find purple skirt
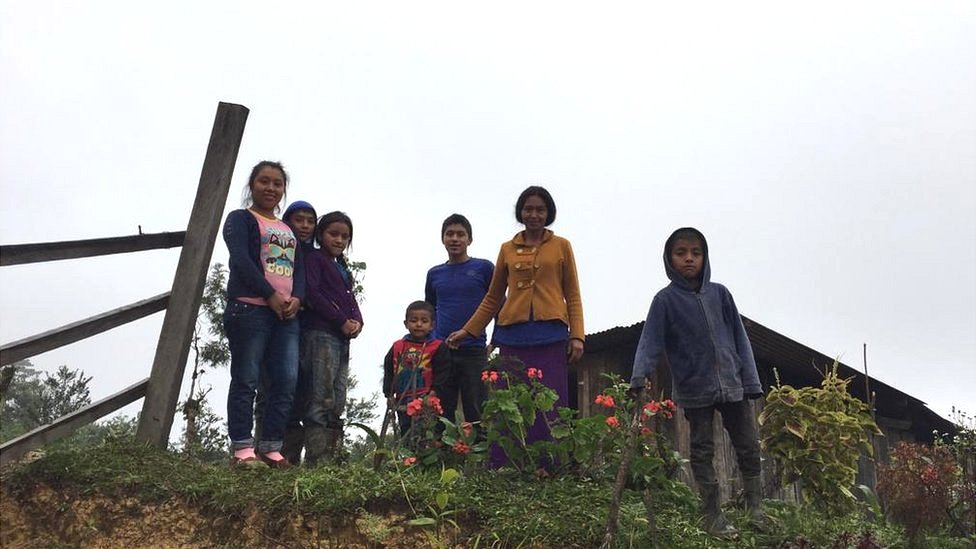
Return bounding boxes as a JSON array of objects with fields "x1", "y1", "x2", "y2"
[{"x1": 489, "y1": 340, "x2": 568, "y2": 468}]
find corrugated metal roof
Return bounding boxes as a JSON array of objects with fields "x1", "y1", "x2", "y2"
[{"x1": 583, "y1": 316, "x2": 956, "y2": 440}]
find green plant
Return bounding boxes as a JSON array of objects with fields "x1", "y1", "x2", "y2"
[
  {"x1": 394, "y1": 393, "x2": 489, "y2": 471},
  {"x1": 758, "y1": 359, "x2": 881, "y2": 515},
  {"x1": 935, "y1": 407, "x2": 976, "y2": 538},
  {"x1": 407, "y1": 467, "x2": 461, "y2": 531},
  {"x1": 478, "y1": 355, "x2": 560, "y2": 472}
]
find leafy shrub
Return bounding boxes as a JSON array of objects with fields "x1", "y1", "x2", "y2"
[
  {"x1": 758, "y1": 359, "x2": 881, "y2": 515},
  {"x1": 877, "y1": 441, "x2": 961, "y2": 542}
]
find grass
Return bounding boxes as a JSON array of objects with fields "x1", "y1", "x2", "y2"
[{"x1": 3, "y1": 440, "x2": 971, "y2": 548}]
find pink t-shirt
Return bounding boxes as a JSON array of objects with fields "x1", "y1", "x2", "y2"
[{"x1": 238, "y1": 210, "x2": 297, "y2": 306}]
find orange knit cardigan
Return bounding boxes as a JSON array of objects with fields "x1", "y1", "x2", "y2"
[{"x1": 462, "y1": 229, "x2": 585, "y2": 341}]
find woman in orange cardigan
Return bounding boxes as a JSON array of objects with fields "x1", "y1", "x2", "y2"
[{"x1": 447, "y1": 185, "x2": 584, "y2": 466}]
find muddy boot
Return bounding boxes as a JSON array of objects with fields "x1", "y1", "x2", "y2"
[
  {"x1": 280, "y1": 425, "x2": 305, "y2": 466},
  {"x1": 323, "y1": 427, "x2": 343, "y2": 464},
  {"x1": 743, "y1": 476, "x2": 771, "y2": 531},
  {"x1": 700, "y1": 482, "x2": 738, "y2": 539},
  {"x1": 303, "y1": 425, "x2": 328, "y2": 467}
]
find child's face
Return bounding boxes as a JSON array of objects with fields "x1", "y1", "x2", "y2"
[
  {"x1": 287, "y1": 210, "x2": 316, "y2": 242},
  {"x1": 403, "y1": 309, "x2": 434, "y2": 340},
  {"x1": 250, "y1": 167, "x2": 286, "y2": 214},
  {"x1": 670, "y1": 238, "x2": 704, "y2": 284},
  {"x1": 320, "y1": 221, "x2": 351, "y2": 258},
  {"x1": 442, "y1": 223, "x2": 471, "y2": 258}
]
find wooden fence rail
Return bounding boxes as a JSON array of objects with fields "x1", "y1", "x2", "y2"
[
  {"x1": 0, "y1": 232, "x2": 185, "y2": 267},
  {"x1": 0, "y1": 293, "x2": 170, "y2": 367},
  {"x1": 0, "y1": 379, "x2": 149, "y2": 466},
  {"x1": 0, "y1": 100, "x2": 248, "y2": 464}
]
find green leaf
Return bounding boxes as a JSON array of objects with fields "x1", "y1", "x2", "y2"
[
  {"x1": 435, "y1": 492, "x2": 449, "y2": 509},
  {"x1": 407, "y1": 517, "x2": 437, "y2": 527},
  {"x1": 440, "y1": 468, "x2": 460, "y2": 485}
]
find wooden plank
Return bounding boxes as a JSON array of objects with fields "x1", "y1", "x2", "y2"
[
  {"x1": 136, "y1": 102, "x2": 249, "y2": 448},
  {"x1": 0, "y1": 293, "x2": 170, "y2": 366},
  {"x1": 0, "y1": 378, "x2": 148, "y2": 466},
  {"x1": 0, "y1": 232, "x2": 185, "y2": 266}
]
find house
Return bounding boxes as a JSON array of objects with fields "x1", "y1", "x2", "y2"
[{"x1": 569, "y1": 316, "x2": 957, "y2": 502}]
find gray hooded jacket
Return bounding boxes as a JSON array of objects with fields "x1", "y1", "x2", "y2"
[{"x1": 630, "y1": 227, "x2": 762, "y2": 408}]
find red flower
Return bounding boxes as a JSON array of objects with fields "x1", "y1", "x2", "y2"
[
  {"x1": 643, "y1": 401, "x2": 661, "y2": 415},
  {"x1": 527, "y1": 367, "x2": 542, "y2": 380},
  {"x1": 606, "y1": 416, "x2": 620, "y2": 428},
  {"x1": 427, "y1": 394, "x2": 444, "y2": 415},
  {"x1": 451, "y1": 441, "x2": 471, "y2": 454},
  {"x1": 481, "y1": 370, "x2": 489, "y2": 382},
  {"x1": 406, "y1": 399, "x2": 424, "y2": 417},
  {"x1": 595, "y1": 394, "x2": 616, "y2": 408},
  {"x1": 461, "y1": 422, "x2": 474, "y2": 437},
  {"x1": 482, "y1": 370, "x2": 499, "y2": 383},
  {"x1": 403, "y1": 456, "x2": 417, "y2": 466},
  {"x1": 640, "y1": 426, "x2": 653, "y2": 436}
]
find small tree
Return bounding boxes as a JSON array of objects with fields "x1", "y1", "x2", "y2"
[
  {"x1": 1, "y1": 360, "x2": 93, "y2": 443},
  {"x1": 179, "y1": 263, "x2": 229, "y2": 459},
  {"x1": 759, "y1": 359, "x2": 882, "y2": 515}
]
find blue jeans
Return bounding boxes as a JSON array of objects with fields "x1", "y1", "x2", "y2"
[
  {"x1": 224, "y1": 300, "x2": 299, "y2": 452},
  {"x1": 301, "y1": 330, "x2": 349, "y2": 428}
]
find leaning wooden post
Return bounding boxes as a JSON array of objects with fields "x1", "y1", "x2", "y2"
[{"x1": 136, "y1": 102, "x2": 248, "y2": 448}]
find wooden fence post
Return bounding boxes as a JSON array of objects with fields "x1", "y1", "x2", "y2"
[{"x1": 136, "y1": 102, "x2": 248, "y2": 448}]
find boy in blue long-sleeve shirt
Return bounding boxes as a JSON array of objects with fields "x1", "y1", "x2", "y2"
[
  {"x1": 630, "y1": 227, "x2": 766, "y2": 537},
  {"x1": 424, "y1": 214, "x2": 494, "y2": 428}
]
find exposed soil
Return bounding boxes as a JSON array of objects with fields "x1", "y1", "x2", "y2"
[{"x1": 1, "y1": 480, "x2": 441, "y2": 548}]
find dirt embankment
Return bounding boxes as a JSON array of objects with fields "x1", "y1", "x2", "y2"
[{"x1": 0, "y1": 483, "x2": 434, "y2": 548}]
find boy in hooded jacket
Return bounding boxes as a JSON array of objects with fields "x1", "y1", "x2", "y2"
[{"x1": 630, "y1": 227, "x2": 767, "y2": 537}]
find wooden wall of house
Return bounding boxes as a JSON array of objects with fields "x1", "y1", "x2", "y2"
[{"x1": 574, "y1": 327, "x2": 946, "y2": 508}]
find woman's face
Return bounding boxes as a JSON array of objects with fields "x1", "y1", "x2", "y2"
[
  {"x1": 520, "y1": 195, "x2": 548, "y2": 231},
  {"x1": 249, "y1": 166, "x2": 286, "y2": 214}
]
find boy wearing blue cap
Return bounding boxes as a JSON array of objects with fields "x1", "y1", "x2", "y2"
[{"x1": 255, "y1": 200, "x2": 318, "y2": 464}]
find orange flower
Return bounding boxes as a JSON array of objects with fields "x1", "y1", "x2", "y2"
[{"x1": 606, "y1": 416, "x2": 620, "y2": 428}]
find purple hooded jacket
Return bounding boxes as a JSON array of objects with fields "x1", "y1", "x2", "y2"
[{"x1": 302, "y1": 250, "x2": 363, "y2": 339}]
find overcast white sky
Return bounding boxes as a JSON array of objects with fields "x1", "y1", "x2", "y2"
[{"x1": 2, "y1": 2, "x2": 973, "y2": 436}]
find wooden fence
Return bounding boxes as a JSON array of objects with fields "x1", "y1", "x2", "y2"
[{"x1": 0, "y1": 102, "x2": 248, "y2": 465}]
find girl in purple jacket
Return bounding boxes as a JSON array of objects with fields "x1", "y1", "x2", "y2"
[{"x1": 300, "y1": 211, "x2": 363, "y2": 465}]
